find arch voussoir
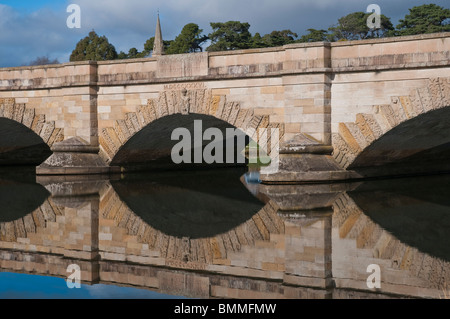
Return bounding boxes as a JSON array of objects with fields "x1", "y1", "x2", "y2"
[
  {"x1": 333, "y1": 76, "x2": 450, "y2": 169},
  {"x1": 99, "y1": 87, "x2": 285, "y2": 165},
  {"x1": 22, "y1": 108, "x2": 36, "y2": 129},
  {"x1": 47, "y1": 128, "x2": 64, "y2": 147},
  {"x1": 39, "y1": 121, "x2": 55, "y2": 144},
  {"x1": 0, "y1": 98, "x2": 63, "y2": 148},
  {"x1": 12, "y1": 103, "x2": 26, "y2": 123},
  {"x1": 125, "y1": 112, "x2": 140, "y2": 134},
  {"x1": 438, "y1": 77, "x2": 450, "y2": 107}
]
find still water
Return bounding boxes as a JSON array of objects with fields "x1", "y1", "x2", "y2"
[{"x1": 0, "y1": 167, "x2": 449, "y2": 299}]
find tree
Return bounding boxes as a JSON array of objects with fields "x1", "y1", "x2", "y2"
[
  {"x1": 117, "y1": 51, "x2": 128, "y2": 59},
  {"x1": 29, "y1": 56, "x2": 59, "y2": 66},
  {"x1": 143, "y1": 37, "x2": 155, "y2": 56},
  {"x1": 297, "y1": 29, "x2": 330, "y2": 43},
  {"x1": 127, "y1": 48, "x2": 140, "y2": 59},
  {"x1": 261, "y1": 30, "x2": 298, "y2": 47},
  {"x1": 141, "y1": 37, "x2": 173, "y2": 57},
  {"x1": 70, "y1": 31, "x2": 118, "y2": 61},
  {"x1": 166, "y1": 23, "x2": 208, "y2": 54},
  {"x1": 329, "y1": 12, "x2": 394, "y2": 41},
  {"x1": 207, "y1": 21, "x2": 252, "y2": 51},
  {"x1": 395, "y1": 4, "x2": 450, "y2": 36},
  {"x1": 251, "y1": 33, "x2": 267, "y2": 48}
]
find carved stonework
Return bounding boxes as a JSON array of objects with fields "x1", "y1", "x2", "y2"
[
  {"x1": 333, "y1": 76, "x2": 450, "y2": 169},
  {"x1": 0, "y1": 98, "x2": 63, "y2": 147},
  {"x1": 429, "y1": 78, "x2": 445, "y2": 109},
  {"x1": 99, "y1": 86, "x2": 285, "y2": 163},
  {"x1": 439, "y1": 78, "x2": 450, "y2": 107},
  {"x1": 164, "y1": 82, "x2": 206, "y2": 91},
  {"x1": 180, "y1": 88, "x2": 190, "y2": 115},
  {"x1": 418, "y1": 87, "x2": 434, "y2": 113}
]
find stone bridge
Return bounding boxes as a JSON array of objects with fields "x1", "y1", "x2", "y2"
[{"x1": 0, "y1": 32, "x2": 449, "y2": 182}]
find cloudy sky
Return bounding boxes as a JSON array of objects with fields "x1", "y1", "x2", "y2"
[{"x1": 0, "y1": 0, "x2": 448, "y2": 67}]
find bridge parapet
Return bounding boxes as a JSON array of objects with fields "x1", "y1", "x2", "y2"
[{"x1": 0, "y1": 33, "x2": 448, "y2": 89}]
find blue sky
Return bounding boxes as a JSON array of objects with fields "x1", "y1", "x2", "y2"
[
  {"x1": 0, "y1": 0, "x2": 449, "y2": 67},
  {"x1": 1, "y1": 0, "x2": 65, "y2": 12},
  {"x1": 0, "y1": 272, "x2": 184, "y2": 299}
]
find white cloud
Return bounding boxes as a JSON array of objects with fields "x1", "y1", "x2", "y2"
[
  {"x1": 0, "y1": 4, "x2": 83, "y2": 66},
  {"x1": 69, "y1": 0, "x2": 368, "y2": 51}
]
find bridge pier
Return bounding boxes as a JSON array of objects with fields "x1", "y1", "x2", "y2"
[
  {"x1": 36, "y1": 137, "x2": 120, "y2": 176},
  {"x1": 259, "y1": 134, "x2": 357, "y2": 184}
]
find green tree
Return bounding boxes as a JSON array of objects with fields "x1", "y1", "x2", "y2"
[
  {"x1": 70, "y1": 30, "x2": 118, "y2": 61},
  {"x1": 261, "y1": 30, "x2": 298, "y2": 47},
  {"x1": 166, "y1": 23, "x2": 208, "y2": 54},
  {"x1": 251, "y1": 32, "x2": 267, "y2": 48},
  {"x1": 395, "y1": 4, "x2": 450, "y2": 36},
  {"x1": 141, "y1": 37, "x2": 173, "y2": 56},
  {"x1": 297, "y1": 29, "x2": 330, "y2": 43},
  {"x1": 143, "y1": 37, "x2": 155, "y2": 56},
  {"x1": 127, "y1": 48, "x2": 140, "y2": 59},
  {"x1": 117, "y1": 48, "x2": 140, "y2": 59},
  {"x1": 117, "y1": 51, "x2": 128, "y2": 59},
  {"x1": 207, "y1": 21, "x2": 252, "y2": 51},
  {"x1": 329, "y1": 12, "x2": 394, "y2": 41}
]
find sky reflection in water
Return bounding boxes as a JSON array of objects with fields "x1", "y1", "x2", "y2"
[{"x1": 0, "y1": 272, "x2": 184, "y2": 299}]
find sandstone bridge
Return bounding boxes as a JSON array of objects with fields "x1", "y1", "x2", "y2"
[{"x1": 0, "y1": 33, "x2": 449, "y2": 183}]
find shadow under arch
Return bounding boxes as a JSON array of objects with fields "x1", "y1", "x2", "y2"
[
  {"x1": 110, "y1": 113, "x2": 254, "y2": 171},
  {"x1": 333, "y1": 78, "x2": 450, "y2": 178},
  {"x1": 0, "y1": 177, "x2": 50, "y2": 223},
  {"x1": 0, "y1": 118, "x2": 52, "y2": 165},
  {"x1": 350, "y1": 107, "x2": 450, "y2": 172},
  {"x1": 110, "y1": 167, "x2": 266, "y2": 239},
  {"x1": 346, "y1": 174, "x2": 450, "y2": 262}
]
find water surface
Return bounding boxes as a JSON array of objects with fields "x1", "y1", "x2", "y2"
[{"x1": 0, "y1": 167, "x2": 449, "y2": 299}]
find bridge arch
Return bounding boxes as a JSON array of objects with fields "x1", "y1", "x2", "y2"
[
  {"x1": 0, "y1": 98, "x2": 63, "y2": 164},
  {"x1": 332, "y1": 77, "x2": 450, "y2": 171},
  {"x1": 332, "y1": 191, "x2": 450, "y2": 294},
  {"x1": 99, "y1": 87, "x2": 285, "y2": 167},
  {"x1": 102, "y1": 181, "x2": 284, "y2": 263}
]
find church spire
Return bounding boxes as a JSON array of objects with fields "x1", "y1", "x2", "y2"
[{"x1": 153, "y1": 13, "x2": 164, "y2": 57}]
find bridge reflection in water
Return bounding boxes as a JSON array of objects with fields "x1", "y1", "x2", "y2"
[{"x1": 0, "y1": 168, "x2": 449, "y2": 299}]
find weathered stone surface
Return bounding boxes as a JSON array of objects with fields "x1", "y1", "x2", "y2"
[
  {"x1": 338, "y1": 123, "x2": 361, "y2": 155},
  {"x1": 47, "y1": 128, "x2": 64, "y2": 147},
  {"x1": 439, "y1": 77, "x2": 450, "y2": 107},
  {"x1": 12, "y1": 103, "x2": 25, "y2": 123},
  {"x1": 418, "y1": 87, "x2": 434, "y2": 112},
  {"x1": 378, "y1": 105, "x2": 398, "y2": 128},
  {"x1": 114, "y1": 120, "x2": 131, "y2": 144},
  {"x1": 156, "y1": 92, "x2": 169, "y2": 118},
  {"x1": 31, "y1": 114, "x2": 46, "y2": 136},
  {"x1": 36, "y1": 137, "x2": 117, "y2": 175},
  {"x1": 39, "y1": 121, "x2": 55, "y2": 143},
  {"x1": 399, "y1": 96, "x2": 416, "y2": 118},
  {"x1": 22, "y1": 108, "x2": 35, "y2": 128},
  {"x1": 332, "y1": 76, "x2": 450, "y2": 175}
]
